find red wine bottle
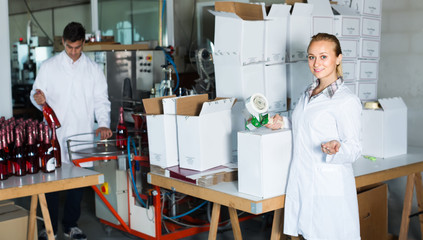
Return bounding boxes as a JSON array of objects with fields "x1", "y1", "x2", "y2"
[
  {"x1": 51, "y1": 122, "x2": 61, "y2": 168},
  {"x1": 116, "y1": 106, "x2": 128, "y2": 150},
  {"x1": 13, "y1": 128, "x2": 27, "y2": 176},
  {"x1": 0, "y1": 135, "x2": 9, "y2": 180},
  {"x1": 38, "y1": 90, "x2": 61, "y2": 130},
  {"x1": 37, "y1": 123, "x2": 45, "y2": 169},
  {"x1": 41, "y1": 125, "x2": 55, "y2": 173},
  {"x1": 26, "y1": 126, "x2": 39, "y2": 174}
]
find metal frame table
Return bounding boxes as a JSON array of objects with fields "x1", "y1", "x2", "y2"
[
  {"x1": 148, "y1": 147, "x2": 423, "y2": 240},
  {"x1": 0, "y1": 163, "x2": 104, "y2": 240}
]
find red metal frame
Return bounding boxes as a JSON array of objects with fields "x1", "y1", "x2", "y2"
[{"x1": 73, "y1": 156, "x2": 256, "y2": 239}]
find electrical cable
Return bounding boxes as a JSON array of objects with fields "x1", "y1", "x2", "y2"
[
  {"x1": 23, "y1": 0, "x2": 53, "y2": 44},
  {"x1": 127, "y1": 136, "x2": 146, "y2": 207},
  {"x1": 163, "y1": 200, "x2": 208, "y2": 220}
]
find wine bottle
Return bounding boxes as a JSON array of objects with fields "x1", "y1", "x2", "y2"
[
  {"x1": 1, "y1": 129, "x2": 12, "y2": 177},
  {"x1": 0, "y1": 135, "x2": 9, "y2": 180},
  {"x1": 13, "y1": 128, "x2": 27, "y2": 176},
  {"x1": 38, "y1": 90, "x2": 61, "y2": 129},
  {"x1": 37, "y1": 123, "x2": 45, "y2": 169},
  {"x1": 26, "y1": 126, "x2": 39, "y2": 174},
  {"x1": 51, "y1": 122, "x2": 61, "y2": 168},
  {"x1": 116, "y1": 106, "x2": 128, "y2": 150},
  {"x1": 41, "y1": 125, "x2": 55, "y2": 173}
]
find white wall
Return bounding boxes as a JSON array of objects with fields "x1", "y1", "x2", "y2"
[
  {"x1": 380, "y1": 0, "x2": 423, "y2": 239},
  {"x1": 1, "y1": 0, "x2": 13, "y2": 118}
]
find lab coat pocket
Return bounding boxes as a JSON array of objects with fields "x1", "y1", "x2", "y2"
[{"x1": 314, "y1": 164, "x2": 344, "y2": 197}]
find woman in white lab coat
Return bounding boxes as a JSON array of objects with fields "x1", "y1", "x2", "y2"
[{"x1": 268, "y1": 33, "x2": 362, "y2": 240}]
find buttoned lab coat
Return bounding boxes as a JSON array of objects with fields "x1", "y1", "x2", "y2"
[
  {"x1": 283, "y1": 84, "x2": 362, "y2": 240},
  {"x1": 30, "y1": 51, "x2": 111, "y2": 167}
]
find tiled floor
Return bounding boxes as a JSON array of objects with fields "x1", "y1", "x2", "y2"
[{"x1": 15, "y1": 188, "x2": 273, "y2": 240}]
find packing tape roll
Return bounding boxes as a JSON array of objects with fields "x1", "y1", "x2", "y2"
[{"x1": 245, "y1": 93, "x2": 269, "y2": 119}]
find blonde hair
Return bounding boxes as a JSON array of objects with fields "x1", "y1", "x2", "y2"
[{"x1": 308, "y1": 33, "x2": 343, "y2": 77}]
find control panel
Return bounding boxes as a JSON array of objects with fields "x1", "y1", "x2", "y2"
[{"x1": 135, "y1": 50, "x2": 165, "y2": 91}]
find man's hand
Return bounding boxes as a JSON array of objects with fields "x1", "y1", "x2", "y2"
[
  {"x1": 321, "y1": 140, "x2": 341, "y2": 155},
  {"x1": 33, "y1": 89, "x2": 46, "y2": 106},
  {"x1": 96, "y1": 127, "x2": 113, "y2": 140}
]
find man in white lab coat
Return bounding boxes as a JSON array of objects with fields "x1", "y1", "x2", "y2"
[{"x1": 30, "y1": 22, "x2": 112, "y2": 240}]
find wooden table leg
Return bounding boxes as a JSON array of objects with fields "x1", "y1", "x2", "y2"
[
  {"x1": 414, "y1": 172, "x2": 423, "y2": 240},
  {"x1": 38, "y1": 193, "x2": 55, "y2": 240},
  {"x1": 27, "y1": 195, "x2": 38, "y2": 240},
  {"x1": 270, "y1": 208, "x2": 283, "y2": 240},
  {"x1": 208, "y1": 203, "x2": 221, "y2": 240},
  {"x1": 228, "y1": 207, "x2": 242, "y2": 240},
  {"x1": 399, "y1": 173, "x2": 415, "y2": 240}
]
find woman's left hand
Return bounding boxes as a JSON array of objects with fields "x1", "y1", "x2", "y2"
[{"x1": 321, "y1": 140, "x2": 341, "y2": 155}]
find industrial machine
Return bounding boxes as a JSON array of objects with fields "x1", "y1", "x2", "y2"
[{"x1": 85, "y1": 50, "x2": 165, "y2": 127}]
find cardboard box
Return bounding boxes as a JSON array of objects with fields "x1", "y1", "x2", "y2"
[
  {"x1": 342, "y1": 61, "x2": 357, "y2": 81},
  {"x1": 215, "y1": 63, "x2": 287, "y2": 112},
  {"x1": 212, "y1": 2, "x2": 265, "y2": 66},
  {"x1": 238, "y1": 128, "x2": 292, "y2": 198},
  {"x1": 357, "y1": 183, "x2": 388, "y2": 240},
  {"x1": 361, "y1": 97, "x2": 407, "y2": 158},
  {"x1": 230, "y1": 101, "x2": 248, "y2": 162},
  {"x1": 264, "y1": 64, "x2": 288, "y2": 112},
  {"x1": 177, "y1": 96, "x2": 235, "y2": 171},
  {"x1": 339, "y1": 38, "x2": 359, "y2": 59},
  {"x1": 361, "y1": 16, "x2": 381, "y2": 39},
  {"x1": 288, "y1": 3, "x2": 314, "y2": 61},
  {"x1": 309, "y1": 0, "x2": 334, "y2": 35},
  {"x1": 332, "y1": 4, "x2": 361, "y2": 38},
  {"x1": 0, "y1": 204, "x2": 36, "y2": 240},
  {"x1": 358, "y1": 81, "x2": 377, "y2": 100},
  {"x1": 264, "y1": 4, "x2": 291, "y2": 64},
  {"x1": 351, "y1": 0, "x2": 382, "y2": 17},
  {"x1": 344, "y1": 81, "x2": 358, "y2": 95},
  {"x1": 287, "y1": 61, "x2": 314, "y2": 110},
  {"x1": 215, "y1": 63, "x2": 265, "y2": 101},
  {"x1": 359, "y1": 38, "x2": 380, "y2": 59},
  {"x1": 143, "y1": 95, "x2": 189, "y2": 168},
  {"x1": 357, "y1": 60, "x2": 379, "y2": 81}
]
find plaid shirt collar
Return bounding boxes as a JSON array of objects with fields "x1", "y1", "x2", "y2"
[{"x1": 306, "y1": 77, "x2": 344, "y2": 101}]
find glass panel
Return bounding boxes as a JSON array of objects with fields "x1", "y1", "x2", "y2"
[{"x1": 99, "y1": 0, "x2": 159, "y2": 45}]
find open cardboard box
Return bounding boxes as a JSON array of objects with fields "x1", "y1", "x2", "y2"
[
  {"x1": 176, "y1": 95, "x2": 236, "y2": 171},
  {"x1": 143, "y1": 95, "x2": 180, "y2": 168},
  {"x1": 212, "y1": 2, "x2": 291, "y2": 66},
  {"x1": 361, "y1": 97, "x2": 407, "y2": 158},
  {"x1": 332, "y1": 4, "x2": 361, "y2": 38}
]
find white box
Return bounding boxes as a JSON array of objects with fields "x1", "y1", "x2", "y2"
[
  {"x1": 238, "y1": 128, "x2": 293, "y2": 198},
  {"x1": 215, "y1": 63, "x2": 265, "y2": 101},
  {"x1": 358, "y1": 81, "x2": 377, "y2": 100},
  {"x1": 332, "y1": 4, "x2": 361, "y2": 38},
  {"x1": 231, "y1": 101, "x2": 247, "y2": 162},
  {"x1": 339, "y1": 38, "x2": 359, "y2": 59},
  {"x1": 357, "y1": 60, "x2": 379, "y2": 80},
  {"x1": 212, "y1": 2, "x2": 265, "y2": 66},
  {"x1": 344, "y1": 81, "x2": 358, "y2": 95},
  {"x1": 143, "y1": 96, "x2": 183, "y2": 168},
  {"x1": 361, "y1": 16, "x2": 381, "y2": 39},
  {"x1": 361, "y1": 97, "x2": 407, "y2": 158},
  {"x1": 264, "y1": 4, "x2": 291, "y2": 64},
  {"x1": 359, "y1": 38, "x2": 380, "y2": 59},
  {"x1": 342, "y1": 61, "x2": 357, "y2": 81},
  {"x1": 310, "y1": 0, "x2": 334, "y2": 35},
  {"x1": 177, "y1": 97, "x2": 235, "y2": 171},
  {"x1": 288, "y1": 3, "x2": 313, "y2": 61},
  {"x1": 351, "y1": 0, "x2": 382, "y2": 17},
  {"x1": 215, "y1": 63, "x2": 287, "y2": 112},
  {"x1": 264, "y1": 64, "x2": 287, "y2": 112},
  {"x1": 287, "y1": 61, "x2": 314, "y2": 110}
]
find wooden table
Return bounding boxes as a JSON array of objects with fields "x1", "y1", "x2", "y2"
[
  {"x1": 148, "y1": 146, "x2": 423, "y2": 240},
  {"x1": 0, "y1": 163, "x2": 104, "y2": 240}
]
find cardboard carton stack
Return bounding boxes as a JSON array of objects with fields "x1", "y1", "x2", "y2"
[{"x1": 336, "y1": 0, "x2": 382, "y2": 101}]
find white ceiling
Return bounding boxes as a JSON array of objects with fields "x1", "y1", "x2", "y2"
[{"x1": 9, "y1": 0, "x2": 90, "y2": 15}]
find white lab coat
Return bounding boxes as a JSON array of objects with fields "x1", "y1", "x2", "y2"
[
  {"x1": 30, "y1": 51, "x2": 111, "y2": 167},
  {"x1": 283, "y1": 84, "x2": 362, "y2": 240}
]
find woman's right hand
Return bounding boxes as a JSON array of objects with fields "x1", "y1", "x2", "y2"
[
  {"x1": 265, "y1": 114, "x2": 284, "y2": 130},
  {"x1": 33, "y1": 89, "x2": 46, "y2": 106}
]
